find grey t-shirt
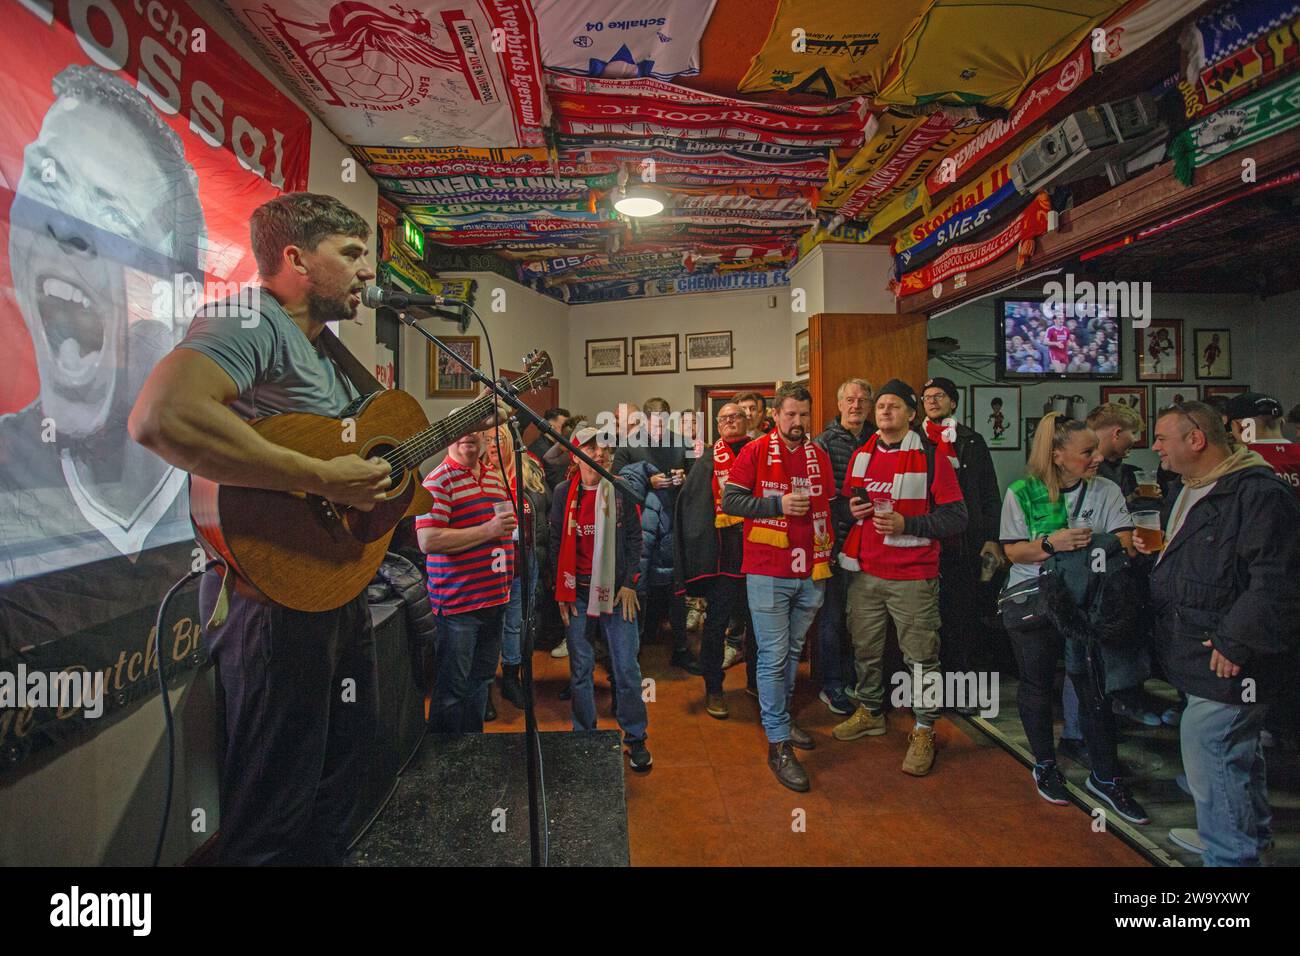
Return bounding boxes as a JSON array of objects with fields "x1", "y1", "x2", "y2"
[
  {"x1": 999, "y1": 475, "x2": 1133, "y2": 586},
  {"x1": 177, "y1": 293, "x2": 359, "y2": 420}
]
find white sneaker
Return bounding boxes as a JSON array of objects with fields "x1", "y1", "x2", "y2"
[
  {"x1": 722, "y1": 644, "x2": 742, "y2": 669},
  {"x1": 1169, "y1": 828, "x2": 1204, "y2": 854},
  {"x1": 550, "y1": 639, "x2": 569, "y2": 659}
]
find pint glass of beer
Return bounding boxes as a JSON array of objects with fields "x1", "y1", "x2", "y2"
[
  {"x1": 1133, "y1": 510, "x2": 1163, "y2": 552},
  {"x1": 1136, "y1": 469, "x2": 1161, "y2": 498}
]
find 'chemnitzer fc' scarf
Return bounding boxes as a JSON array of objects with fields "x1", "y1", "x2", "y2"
[
  {"x1": 839, "y1": 430, "x2": 933, "y2": 567},
  {"x1": 748, "y1": 430, "x2": 833, "y2": 581},
  {"x1": 712, "y1": 438, "x2": 743, "y2": 528},
  {"x1": 556, "y1": 479, "x2": 618, "y2": 616}
]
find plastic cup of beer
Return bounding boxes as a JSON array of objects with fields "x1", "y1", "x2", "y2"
[
  {"x1": 790, "y1": 477, "x2": 811, "y2": 503},
  {"x1": 1136, "y1": 469, "x2": 1160, "y2": 498},
  {"x1": 1133, "y1": 510, "x2": 1163, "y2": 552},
  {"x1": 872, "y1": 496, "x2": 895, "y2": 516},
  {"x1": 494, "y1": 500, "x2": 518, "y2": 539}
]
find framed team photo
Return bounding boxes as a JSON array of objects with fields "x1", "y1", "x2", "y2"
[
  {"x1": 1204, "y1": 384, "x2": 1249, "y2": 399},
  {"x1": 1134, "y1": 319, "x2": 1183, "y2": 381},
  {"x1": 1153, "y1": 385, "x2": 1199, "y2": 412},
  {"x1": 632, "y1": 334, "x2": 679, "y2": 375},
  {"x1": 1193, "y1": 328, "x2": 1231, "y2": 379},
  {"x1": 684, "y1": 330, "x2": 734, "y2": 371},
  {"x1": 427, "y1": 336, "x2": 479, "y2": 398},
  {"x1": 972, "y1": 385, "x2": 1021, "y2": 451},
  {"x1": 585, "y1": 337, "x2": 627, "y2": 376},
  {"x1": 1102, "y1": 385, "x2": 1149, "y2": 448},
  {"x1": 794, "y1": 328, "x2": 810, "y2": 375}
]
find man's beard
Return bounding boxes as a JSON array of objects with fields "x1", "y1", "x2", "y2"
[
  {"x1": 779, "y1": 425, "x2": 805, "y2": 443},
  {"x1": 307, "y1": 290, "x2": 354, "y2": 324}
]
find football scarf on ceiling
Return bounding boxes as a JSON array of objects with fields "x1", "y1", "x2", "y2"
[
  {"x1": 825, "y1": 114, "x2": 958, "y2": 215},
  {"x1": 1093, "y1": 0, "x2": 1192, "y2": 69},
  {"x1": 557, "y1": 133, "x2": 828, "y2": 163},
  {"x1": 404, "y1": 199, "x2": 593, "y2": 219},
  {"x1": 535, "y1": 0, "x2": 718, "y2": 80},
  {"x1": 1170, "y1": 68, "x2": 1300, "y2": 184},
  {"x1": 554, "y1": 118, "x2": 866, "y2": 149},
  {"x1": 737, "y1": 0, "x2": 925, "y2": 99},
  {"x1": 1178, "y1": 12, "x2": 1300, "y2": 118},
  {"x1": 924, "y1": 42, "x2": 1090, "y2": 195},
  {"x1": 837, "y1": 125, "x2": 975, "y2": 220},
  {"x1": 893, "y1": 180, "x2": 1033, "y2": 277},
  {"x1": 1180, "y1": 0, "x2": 1300, "y2": 80},
  {"x1": 367, "y1": 159, "x2": 614, "y2": 179}
]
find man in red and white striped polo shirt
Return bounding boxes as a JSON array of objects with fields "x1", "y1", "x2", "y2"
[{"x1": 417, "y1": 424, "x2": 517, "y2": 733}]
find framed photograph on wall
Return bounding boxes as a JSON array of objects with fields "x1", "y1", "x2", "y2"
[
  {"x1": 1153, "y1": 385, "x2": 1199, "y2": 412},
  {"x1": 1193, "y1": 329, "x2": 1231, "y2": 379},
  {"x1": 1102, "y1": 385, "x2": 1149, "y2": 448},
  {"x1": 1135, "y1": 319, "x2": 1183, "y2": 381},
  {"x1": 427, "y1": 336, "x2": 479, "y2": 398},
  {"x1": 632, "y1": 334, "x2": 679, "y2": 375},
  {"x1": 585, "y1": 337, "x2": 627, "y2": 376},
  {"x1": 684, "y1": 330, "x2": 734, "y2": 371},
  {"x1": 794, "y1": 328, "x2": 810, "y2": 375},
  {"x1": 1204, "y1": 384, "x2": 1249, "y2": 399},
  {"x1": 972, "y1": 385, "x2": 1021, "y2": 451}
]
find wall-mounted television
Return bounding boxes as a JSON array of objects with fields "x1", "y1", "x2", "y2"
[{"x1": 997, "y1": 297, "x2": 1122, "y2": 381}]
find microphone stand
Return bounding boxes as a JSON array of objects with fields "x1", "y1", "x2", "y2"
[{"x1": 396, "y1": 309, "x2": 638, "y2": 869}]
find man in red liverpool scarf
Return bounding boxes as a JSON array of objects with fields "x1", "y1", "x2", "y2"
[
  {"x1": 722, "y1": 384, "x2": 835, "y2": 792},
  {"x1": 675, "y1": 402, "x2": 755, "y2": 718},
  {"x1": 834, "y1": 380, "x2": 967, "y2": 777}
]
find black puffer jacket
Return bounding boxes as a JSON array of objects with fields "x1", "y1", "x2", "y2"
[
  {"x1": 1149, "y1": 465, "x2": 1300, "y2": 703},
  {"x1": 368, "y1": 553, "x2": 437, "y2": 644}
]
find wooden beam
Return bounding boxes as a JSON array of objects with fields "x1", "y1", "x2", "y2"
[{"x1": 898, "y1": 126, "x2": 1300, "y2": 314}]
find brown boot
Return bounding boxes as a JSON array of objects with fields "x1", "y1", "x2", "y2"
[
  {"x1": 902, "y1": 725, "x2": 936, "y2": 776},
  {"x1": 767, "y1": 741, "x2": 810, "y2": 792},
  {"x1": 705, "y1": 692, "x2": 729, "y2": 720}
]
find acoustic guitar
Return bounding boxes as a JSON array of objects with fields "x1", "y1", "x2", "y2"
[{"x1": 190, "y1": 351, "x2": 554, "y2": 612}]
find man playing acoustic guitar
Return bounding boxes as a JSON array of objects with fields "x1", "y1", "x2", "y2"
[{"x1": 129, "y1": 193, "x2": 394, "y2": 865}]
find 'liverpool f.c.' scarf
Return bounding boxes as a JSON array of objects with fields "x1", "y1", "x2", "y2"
[
  {"x1": 712, "y1": 437, "x2": 744, "y2": 528},
  {"x1": 556, "y1": 480, "x2": 618, "y2": 617},
  {"x1": 748, "y1": 429, "x2": 833, "y2": 580},
  {"x1": 840, "y1": 430, "x2": 933, "y2": 569}
]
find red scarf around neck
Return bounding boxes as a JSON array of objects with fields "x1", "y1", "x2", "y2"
[{"x1": 748, "y1": 429, "x2": 833, "y2": 580}]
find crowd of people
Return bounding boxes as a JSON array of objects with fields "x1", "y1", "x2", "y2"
[
  {"x1": 416, "y1": 380, "x2": 1300, "y2": 868},
  {"x1": 1004, "y1": 303, "x2": 1122, "y2": 374}
]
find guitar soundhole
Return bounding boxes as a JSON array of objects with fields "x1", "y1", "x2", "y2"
[{"x1": 368, "y1": 443, "x2": 403, "y2": 491}]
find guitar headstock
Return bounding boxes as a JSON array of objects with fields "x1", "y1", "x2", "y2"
[{"x1": 516, "y1": 351, "x2": 554, "y2": 392}]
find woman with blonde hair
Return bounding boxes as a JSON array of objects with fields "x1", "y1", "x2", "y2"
[{"x1": 998, "y1": 412, "x2": 1148, "y2": 823}]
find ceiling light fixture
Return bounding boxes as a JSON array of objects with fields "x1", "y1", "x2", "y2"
[{"x1": 614, "y1": 184, "x2": 664, "y2": 218}]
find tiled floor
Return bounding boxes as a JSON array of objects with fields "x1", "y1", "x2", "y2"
[{"x1": 484, "y1": 639, "x2": 1150, "y2": 867}]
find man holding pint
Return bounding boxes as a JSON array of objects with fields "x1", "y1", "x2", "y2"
[{"x1": 1141, "y1": 402, "x2": 1300, "y2": 865}]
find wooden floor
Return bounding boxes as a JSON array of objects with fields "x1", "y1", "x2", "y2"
[{"x1": 484, "y1": 640, "x2": 1150, "y2": 867}]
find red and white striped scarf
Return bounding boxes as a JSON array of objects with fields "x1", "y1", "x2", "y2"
[
  {"x1": 840, "y1": 430, "x2": 932, "y2": 569},
  {"x1": 748, "y1": 429, "x2": 833, "y2": 581}
]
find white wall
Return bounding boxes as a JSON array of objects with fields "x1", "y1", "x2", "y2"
[
  {"x1": 927, "y1": 289, "x2": 1263, "y2": 493},
  {"x1": 786, "y1": 243, "x2": 900, "y2": 361},
  {"x1": 565, "y1": 286, "x2": 795, "y2": 419}
]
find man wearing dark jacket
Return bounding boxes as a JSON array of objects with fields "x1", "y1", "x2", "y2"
[
  {"x1": 527, "y1": 406, "x2": 571, "y2": 488},
  {"x1": 1140, "y1": 402, "x2": 1300, "y2": 866},
  {"x1": 920, "y1": 378, "x2": 1002, "y2": 710},
  {"x1": 548, "y1": 427, "x2": 652, "y2": 772},
  {"x1": 813, "y1": 378, "x2": 872, "y2": 715},
  {"x1": 675, "y1": 402, "x2": 754, "y2": 718}
]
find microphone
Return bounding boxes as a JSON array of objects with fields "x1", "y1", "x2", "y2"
[
  {"x1": 362, "y1": 285, "x2": 462, "y2": 310},
  {"x1": 363, "y1": 285, "x2": 470, "y2": 333}
]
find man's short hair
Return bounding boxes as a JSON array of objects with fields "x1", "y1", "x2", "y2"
[
  {"x1": 837, "y1": 378, "x2": 873, "y2": 401},
  {"x1": 1086, "y1": 402, "x2": 1143, "y2": 433},
  {"x1": 773, "y1": 383, "x2": 812, "y2": 411},
  {"x1": 52, "y1": 65, "x2": 205, "y2": 274},
  {"x1": 1158, "y1": 401, "x2": 1230, "y2": 449},
  {"x1": 733, "y1": 390, "x2": 763, "y2": 406},
  {"x1": 250, "y1": 192, "x2": 371, "y2": 277},
  {"x1": 642, "y1": 397, "x2": 670, "y2": 415},
  {"x1": 543, "y1": 407, "x2": 570, "y2": 422}
]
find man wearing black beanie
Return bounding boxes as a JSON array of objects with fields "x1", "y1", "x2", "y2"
[{"x1": 920, "y1": 377, "x2": 1003, "y2": 711}]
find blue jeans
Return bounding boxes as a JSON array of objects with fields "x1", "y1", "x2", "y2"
[
  {"x1": 430, "y1": 604, "x2": 505, "y2": 734},
  {"x1": 566, "y1": 586, "x2": 648, "y2": 743},
  {"x1": 747, "y1": 575, "x2": 825, "y2": 743},
  {"x1": 500, "y1": 562, "x2": 539, "y2": 668},
  {"x1": 1180, "y1": 695, "x2": 1272, "y2": 867},
  {"x1": 817, "y1": 567, "x2": 850, "y2": 694}
]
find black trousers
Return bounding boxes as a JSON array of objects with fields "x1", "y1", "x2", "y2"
[
  {"x1": 200, "y1": 572, "x2": 377, "y2": 866},
  {"x1": 938, "y1": 549, "x2": 982, "y2": 675},
  {"x1": 1007, "y1": 621, "x2": 1121, "y2": 780},
  {"x1": 641, "y1": 582, "x2": 688, "y2": 652},
  {"x1": 699, "y1": 575, "x2": 747, "y2": 694}
]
